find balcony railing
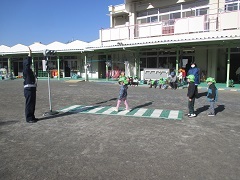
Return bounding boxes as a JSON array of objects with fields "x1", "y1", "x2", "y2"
[{"x1": 100, "y1": 10, "x2": 240, "y2": 42}]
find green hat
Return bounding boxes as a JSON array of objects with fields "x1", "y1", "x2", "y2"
[
  {"x1": 187, "y1": 75, "x2": 195, "y2": 82},
  {"x1": 206, "y1": 77, "x2": 216, "y2": 83}
]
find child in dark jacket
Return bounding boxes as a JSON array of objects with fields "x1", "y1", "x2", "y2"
[
  {"x1": 206, "y1": 77, "x2": 218, "y2": 116},
  {"x1": 115, "y1": 77, "x2": 130, "y2": 112},
  {"x1": 187, "y1": 75, "x2": 198, "y2": 118}
]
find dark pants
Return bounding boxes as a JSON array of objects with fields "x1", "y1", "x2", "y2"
[
  {"x1": 170, "y1": 82, "x2": 177, "y2": 89},
  {"x1": 188, "y1": 97, "x2": 195, "y2": 114},
  {"x1": 24, "y1": 88, "x2": 36, "y2": 122}
]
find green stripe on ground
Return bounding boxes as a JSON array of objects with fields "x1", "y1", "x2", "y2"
[
  {"x1": 177, "y1": 110, "x2": 183, "y2": 120},
  {"x1": 142, "y1": 109, "x2": 154, "y2": 117},
  {"x1": 109, "y1": 107, "x2": 125, "y2": 115},
  {"x1": 125, "y1": 108, "x2": 140, "y2": 115},
  {"x1": 81, "y1": 106, "x2": 99, "y2": 112},
  {"x1": 69, "y1": 105, "x2": 85, "y2": 112},
  {"x1": 159, "y1": 110, "x2": 170, "y2": 118},
  {"x1": 58, "y1": 105, "x2": 183, "y2": 120}
]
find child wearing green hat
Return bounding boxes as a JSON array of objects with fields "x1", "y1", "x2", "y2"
[
  {"x1": 187, "y1": 75, "x2": 198, "y2": 118},
  {"x1": 115, "y1": 77, "x2": 130, "y2": 112},
  {"x1": 206, "y1": 77, "x2": 218, "y2": 116}
]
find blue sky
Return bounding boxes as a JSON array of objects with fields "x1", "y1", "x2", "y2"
[{"x1": 0, "y1": 0, "x2": 124, "y2": 46}]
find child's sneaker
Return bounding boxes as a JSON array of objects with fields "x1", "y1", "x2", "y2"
[
  {"x1": 208, "y1": 113, "x2": 215, "y2": 116},
  {"x1": 125, "y1": 109, "x2": 130, "y2": 112},
  {"x1": 188, "y1": 114, "x2": 196, "y2": 118},
  {"x1": 114, "y1": 108, "x2": 119, "y2": 112}
]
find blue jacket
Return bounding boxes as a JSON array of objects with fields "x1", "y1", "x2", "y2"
[
  {"x1": 118, "y1": 84, "x2": 128, "y2": 100},
  {"x1": 207, "y1": 84, "x2": 218, "y2": 102},
  {"x1": 188, "y1": 67, "x2": 200, "y2": 85}
]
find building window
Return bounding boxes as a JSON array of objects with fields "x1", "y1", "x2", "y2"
[
  {"x1": 147, "y1": 57, "x2": 157, "y2": 68},
  {"x1": 140, "y1": 58, "x2": 147, "y2": 70},
  {"x1": 225, "y1": 0, "x2": 240, "y2": 11},
  {"x1": 170, "y1": 12, "x2": 181, "y2": 19},
  {"x1": 196, "y1": 8, "x2": 208, "y2": 16},
  {"x1": 137, "y1": 2, "x2": 209, "y2": 25},
  {"x1": 137, "y1": 18, "x2": 147, "y2": 24},
  {"x1": 147, "y1": 16, "x2": 158, "y2": 23},
  {"x1": 225, "y1": 0, "x2": 238, "y2": 2},
  {"x1": 137, "y1": 11, "x2": 147, "y2": 17}
]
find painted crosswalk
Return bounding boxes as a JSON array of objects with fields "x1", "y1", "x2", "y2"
[{"x1": 58, "y1": 105, "x2": 183, "y2": 120}]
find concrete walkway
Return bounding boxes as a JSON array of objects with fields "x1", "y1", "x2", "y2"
[{"x1": 0, "y1": 79, "x2": 240, "y2": 180}]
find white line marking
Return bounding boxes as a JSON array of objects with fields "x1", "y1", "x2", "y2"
[
  {"x1": 117, "y1": 110, "x2": 131, "y2": 115},
  {"x1": 133, "y1": 108, "x2": 148, "y2": 116},
  {"x1": 150, "y1": 109, "x2": 163, "y2": 118},
  {"x1": 60, "y1": 105, "x2": 81, "y2": 112},
  {"x1": 168, "y1": 110, "x2": 179, "y2": 119},
  {"x1": 74, "y1": 106, "x2": 94, "y2": 112},
  {"x1": 102, "y1": 107, "x2": 116, "y2": 114},
  {"x1": 87, "y1": 107, "x2": 104, "y2": 113}
]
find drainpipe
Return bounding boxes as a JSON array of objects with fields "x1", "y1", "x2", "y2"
[
  {"x1": 57, "y1": 56, "x2": 60, "y2": 80},
  {"x1": 226, "y1": 47, "x2": 230, "y2": 87},
  {"x1": 216, "y1": 0, "x2": 219, "y2": 30}
]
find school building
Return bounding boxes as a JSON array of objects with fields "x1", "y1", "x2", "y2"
[{"x1": 0, "y1": 0, "x2": 240, "y2": 86}]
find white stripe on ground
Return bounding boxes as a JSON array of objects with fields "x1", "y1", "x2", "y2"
[
  {"x1": 133, "y1": 108, "x2": 148, "y2": 116},
  {"x1": 87, "y1": 107, "x2": 105, "y2": 113},
  {"x1": 60, "y1": 105, "x2": 81, "y2": 112},
  {"x1": 101, "y1": 107, "x2": 116, "y2": 114},
  {"x1": 74, "y1": 106, "x2": 94, "y2": 112},
  {"x1": 117, "y1": 110, "x2": 131, "y2": 115},
  {"x1": 168, "y1": 110, "x2": 179, "y2": 119},
  {"x1": 150, "y1": 109, "x2": 163, "y2": 118}
]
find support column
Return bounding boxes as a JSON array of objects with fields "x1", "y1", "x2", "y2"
[
  {"x1": 57, "y1": 56, "x2": 60, "y2": 80},
  {"x1": 7, "y1": 58, "x2": 11, "y2": 77},
  {"x1": 176, "y1": 48, "x2": 179, "y2": 76},
  {"x1": 106, "y1": 53, "x2": 109, "y2": 81},
  {"x1": 8, "y1": 58, "x2": 11, "y2": 73},
  {"x1": 85, "y1": 54, "x2": 88, "y2": 81},
  {"x1": 135, "y1": 49, "x2": 140, "y2": 78},
  {"x1": 226, "y1": 47, "x2": 230, "y2": 87},
  {"x1": 31, "y1": 57, "x2": 35, "y2": 73}
]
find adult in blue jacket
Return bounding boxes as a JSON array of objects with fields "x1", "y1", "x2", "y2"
[
  {"x1": 23, "y1": 47, "x2": 38, "y2": 123},
  {"x1": 187, "y1": 63, "x2": 200, "y2": 96}
]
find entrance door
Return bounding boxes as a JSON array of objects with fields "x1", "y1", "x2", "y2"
[
  {"x1": 13, "y1": 62, "x2": 18, "y2": 76},
  {"x1": 64, "y1": 61, "x2": 70, "y2": 77},
  {"x1": 229, "y1": 54, "x2": 240, "y2": 82}
]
